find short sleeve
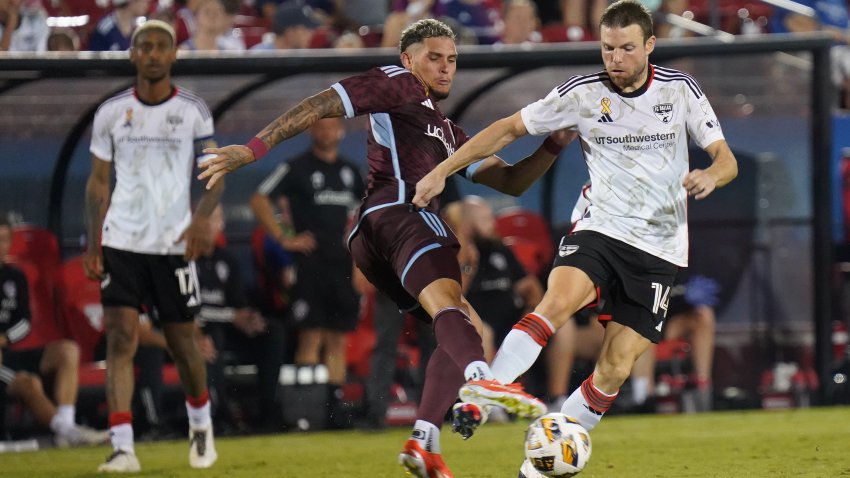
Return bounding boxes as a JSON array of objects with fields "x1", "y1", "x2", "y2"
[
  {"x1": 520, "y1": 85, "x2": 580, "y2": 136},
  {"x1": 90, "y1": 106, "x2": 114, "y2": 161},
  {"x1": 685, "y1": 84, "x2": 725, "y2": 150},
  {"x1": 332, "y1": 67, "x2": 424, "y2": 118}
]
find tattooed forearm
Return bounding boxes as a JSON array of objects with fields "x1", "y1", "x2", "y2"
[{"x1": 258, "y1": 89, "x2": 345, "y2": 148}]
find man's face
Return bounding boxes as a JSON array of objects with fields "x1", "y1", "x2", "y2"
[
  {"x1": 600, "y1": 24, "x2": 655, "y2": 91},
  {"x1": 0, "y1": 226, "x2": 11, "y2": 262},
  {"x1": 283, "y1": 25, "x2": 314, "y2": 49},
  {"x1": 130, "y1": 30, "x2": 177, "y2": 83},
  {"x1": 310, "y1": 118, "x2": 344, "y2": 151},
  {"x1": 402, "y1": 36, "x2": 457, "y2": 101},
  {"x1": 466, "y1": 202, "x2": 496, "y2": 239}
]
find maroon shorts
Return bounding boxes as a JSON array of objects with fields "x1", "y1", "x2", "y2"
[{"x1": 349, "y1": 204, "x2": 461, "y2": 316}]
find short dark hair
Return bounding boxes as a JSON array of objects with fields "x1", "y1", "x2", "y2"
[
  {"x1": 600, "y1": 0, "x2": 654, "y2": 42},
  {"x1": 0, "y1": 212, "x2": 10, "y2": 230},
  {"x1": 399, "y1": 19, "x2": 456, "y2": 54}
]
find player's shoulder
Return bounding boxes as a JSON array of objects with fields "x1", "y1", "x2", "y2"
[
  {"x1": 95, "y1": 87, "x2": 135, "y2": 115},
  {"x1": 555, "y1": 70, "x2": 608, "y2": 97},
  {"x1": 174, "y1": 87, "x2": 213, "y2": 120},
  {"x1": 652, "y1": 65, "x2": 704, "y2": 98}
]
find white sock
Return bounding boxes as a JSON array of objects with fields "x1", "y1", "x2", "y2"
[
  {"x1": 491, "y1": 329, "x2": 543, "y2": 384},
  {"x1": 560, "y1": 382, "x2": 617, "y2": 431},
  {"x1": 464, "y1": 361, "x2": 494, "y2": 381},
  {"x1": 411, "y1": 420, "x2": 441, "y2": 453},
  {"x1": 186, "y1": 400, "x2": 212, "y2": 429},
  {"x1": 110, "y1": 423, "x2": 134, "y2": 453},
  {"x1": 631, "y1": 377, "x2": 650, "y2": 405},
  {"x1": 57, "y1": 404, "x2": 75, "y2": 426},
  {"x1": 49, "y1": 413, "x2": 75, "y2": 437}
]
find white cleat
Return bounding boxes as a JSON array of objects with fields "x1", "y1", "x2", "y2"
[
  {"x1": 57, "y1": 425, "x2": 111, "y2": 448},
  {"x1": 189, "y1": 426, "x2": 218, "y2": 469},
  {"x1": 518, "y1": 458, "x2": 548, "y2": 478},
  {"x1": 97, "y1": 449, "x2": 141, "y2": 473}
]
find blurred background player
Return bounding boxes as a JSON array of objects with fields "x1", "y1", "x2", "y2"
[
  {"x1": 84, "y1": 20, "x2": 222, "y2": 472},
  {"x1": 0, "y1": 215, "x2": 108, "y2": 447},
  {"x1": 195, "y1": 205, "x2": 287, "y2": 431},
  {"x1": 250, "y1": 117, "x2": 365, "y2": 427}
]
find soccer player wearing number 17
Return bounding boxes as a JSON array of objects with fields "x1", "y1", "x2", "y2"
[
  {"x1": 413, "y1": 0, "x2": 738, "y2": 444},
  {"x1": 84, "y1": 20, "x2": 221, "y2": 473}
]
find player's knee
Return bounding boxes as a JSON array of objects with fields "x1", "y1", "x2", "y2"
[
  {"x1": 10, "y1": 372, "x2": 42, "y2": 397},
  {"x1": 53, "y1": 339, "x2": 80, "y2": 362}
]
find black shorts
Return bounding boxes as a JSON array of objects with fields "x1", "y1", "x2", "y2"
[
  {"x1": 288, "y1": 256, "x2": 360, "y2": 332},
  {"x1": 2, "y1": 347, "x2": 45, "y2": 374},
  {"x1": 554, "y1": 231, "x2": 678, "y2": 343},
  {"x1": 101, "y1": 246, "x2": 200, "y2": 323}
]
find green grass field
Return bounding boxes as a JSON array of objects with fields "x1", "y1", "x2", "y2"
[{"x1": 3, "y1": 407, "x2": 850, "y2": 477}]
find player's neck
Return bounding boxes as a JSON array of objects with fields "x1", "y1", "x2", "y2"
[
  {"x1": 135, "y1": 79, "x2": 174, "y2": 105},
  {"x1": 313, "y1": 147, "x2": 337, "y2": 163}
]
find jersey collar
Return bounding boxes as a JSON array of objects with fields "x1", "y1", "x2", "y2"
[
  {"x1": 133, "y1": 86, "x2": 178, "y2": 106},
  {"x1": 610, "y1": 64, "x2": 654, "y2": 98}
]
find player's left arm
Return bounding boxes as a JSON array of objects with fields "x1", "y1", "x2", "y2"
[
  {"x1": 684, "y1": 139, "x2": 738, "y2": 200},
  {"x1": 470, "y1": 129, "x2": 577, "y2": 196}
]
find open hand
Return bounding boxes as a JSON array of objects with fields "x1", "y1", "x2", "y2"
[{"x1": 198, "y1": 145, "x2": 256, "y2": 190}]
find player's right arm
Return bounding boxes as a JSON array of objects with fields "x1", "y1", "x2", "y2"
[
  {"x1": 469, "y1": 129, "x2": 577, "y2": 196},
  {"x1": 83, "y1": 156, "x2": 112, "y2": 280},
  {"x1": 199, "y1": 88, "x2": 345, "y2": 190},
  {"x1": 413, "y1": 112, "x2": 529, "y2": 208}
]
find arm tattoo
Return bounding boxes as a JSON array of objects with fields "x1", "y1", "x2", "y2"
[
  {"x1": 194, "y1": 180, "x2": 225, "y2": 218},
  {"x1": 84, "y1": 174, "x2": 110, "y2": 251},
  {"x1": 258, "y1": 89, "x2": 345, "y2": 148}
]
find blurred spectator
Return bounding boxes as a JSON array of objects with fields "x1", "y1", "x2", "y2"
[
  {"x1": 195, "y1": 205, "x2": 287, "y2": 432},
  {"x1": 0, "y1": 0, "x2": 49, "y2": 51},
  {"x1": 249, "y1": 117, "x2": 365, "y2": 426},
  {"x1": 180, "y1": 0, "x2": 225, "y2": 50},
  {"x1": 332, "y1": 30, "x2": 363, "y2": 48},
  {"x1": 0, "y1": 216, "x2": 108, "y2": 446},
  {"x1": 250, "y1": 2, "x2": 317, "y2": 50},
  {"x1": 380, "y1": 0, "x2": 435, "y2": 48},
  {"x1": 179, "y1": 0, "x2": 244, "y2": 50},
  {"x1": 770, "y1": 0, "x2": 850, "y2": 108},
  {"x1": 88, "y1": 0, "x2": 150, "y2": 51},
  {"x1": 174, "y1": 0, "x2": 202, "y2": 46},
  {"x1": 217, "y1": 0, "x2": 245, "y2": 50},
  {"x1": 561, "y1": 0, "x2": 606, "y2": 41},
  {"x1": 497, "y1": 0, "x2": 541, "y2": 45},
  {"x1": 629, "y1": 273, "x2": 720, "y2": 412},
  {"x1": 333, "y1": 0, "x2": 387, "y2": 34},
  {"x1": 47, "y1": 27, "x2": 80, "y2": 51},
  {"x1": 439, "y1": 0, "x2": 500, "y2": 44}
]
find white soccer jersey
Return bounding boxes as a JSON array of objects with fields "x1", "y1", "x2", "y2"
[
  {"x1": 521, "y1": 65, "x2": 725, "y2": 266},
  {"x1": 90, "y1": 87, "x2": 214, "y2": 255}
]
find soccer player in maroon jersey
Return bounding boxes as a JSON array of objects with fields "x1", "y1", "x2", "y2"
[{"x1": 200, "y1": 18, "x2": 573, "y2": 477}]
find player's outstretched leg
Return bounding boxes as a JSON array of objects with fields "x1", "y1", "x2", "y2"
[{"x1": 458, "y1": 380, "x2": 547, "y2": 420}]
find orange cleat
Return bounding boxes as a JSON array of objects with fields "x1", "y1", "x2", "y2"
[
  {"x1": 399, "y1": 439, "x2": 454, "y2": 478},
  {"x1": 459, "y1": 380, "x2": 547, "y2": 419}
]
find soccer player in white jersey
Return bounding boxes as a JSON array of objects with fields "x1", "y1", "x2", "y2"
[
  {"x1": 413, "y1": 0, "x2": 738, "y2": 445},
  {"x1": 84, "y1": 20, "x2": 223, "y2": 473}
]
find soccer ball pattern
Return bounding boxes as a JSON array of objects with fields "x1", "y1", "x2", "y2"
[{"x1": 524, "y1": 413, "x2": 592, "y2": 477}]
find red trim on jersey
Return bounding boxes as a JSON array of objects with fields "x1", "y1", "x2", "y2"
[{"x1": 597, "y1": 314, "x2": 612, "y2": 322}]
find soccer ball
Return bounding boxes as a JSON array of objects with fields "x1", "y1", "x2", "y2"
[{"x1": 523, "y1": 413, "x2": 592, "y2": 477}]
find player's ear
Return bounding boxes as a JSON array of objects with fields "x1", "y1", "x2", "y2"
[
  {"x1": 645, "y1": 35, "x2": 656, "y2": 55},
  {"x1": 400, "y1": 51, "x2": 413, "y2": 69}
]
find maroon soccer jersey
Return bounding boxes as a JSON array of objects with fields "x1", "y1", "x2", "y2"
[{"x1": 331, "y1": 65, "x2": 469, "y2": 217}]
